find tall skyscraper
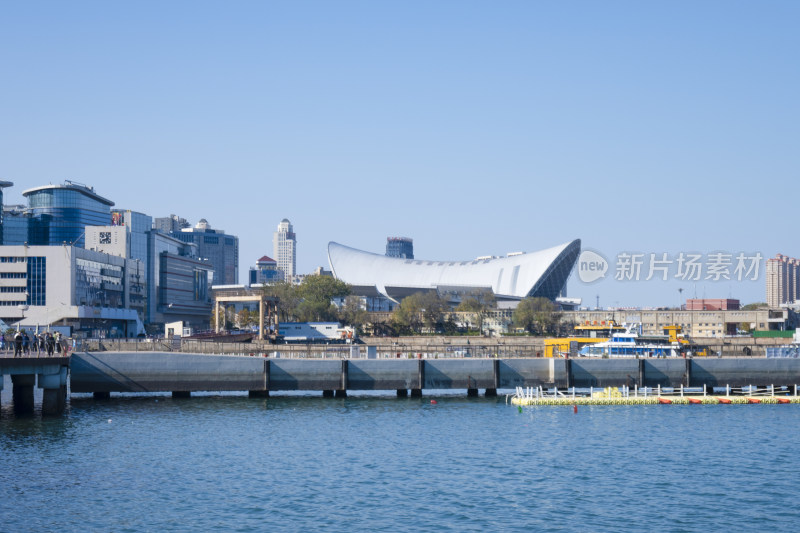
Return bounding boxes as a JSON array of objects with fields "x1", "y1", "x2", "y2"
[
  {"x1": 766, "y1": 254, "x2": 800, "y2": 308},
  {"x1": 0, "y1": 181, "x2": 12, "y2": 244},
  {"x1": 273, "y1": 219, "x2": 296, "y2": 280},
  {"x1": 386, "y1": 237, "x2": 414, "y2": 259}
]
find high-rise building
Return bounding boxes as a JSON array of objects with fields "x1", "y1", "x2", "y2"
[
  {"x1": 22, "y1": 180, "x2": 114, "y2": 248},
  {"x1": 0, "y1": 181, "x2": 12, "y2": 244},
  {"x1": 166, "y1": 218, "x2": 239, "y2": 286},
  {"x1": 766, "y1": 254, "x2": 800, "y2": 308},
  {"x1": 386, "y1": 237, "x2": 414, "y2": 259},
  {"x1": 153, "y1": 214, "x2": 189, "y2": 233},
  {"x1": 2, "y1": 204, "x2": 30, "y2": 245},
  {"x1": 273, "y1": 219, "x2": 296, "y2": 280}
]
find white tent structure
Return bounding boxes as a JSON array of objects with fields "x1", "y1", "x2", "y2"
[{"x1": 327, "y1": 239, "x2": 581, "y2": 303}]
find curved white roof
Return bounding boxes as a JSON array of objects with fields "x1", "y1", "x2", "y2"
[{"x1": 328, "y1": 240, "x2": 581, "y2": 301}]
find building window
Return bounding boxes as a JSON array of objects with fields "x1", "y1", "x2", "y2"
[{"x1": 26, "y1": 256, "x2": 46, "y2": 305}]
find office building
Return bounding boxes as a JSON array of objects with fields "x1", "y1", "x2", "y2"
[
  {"x1": 22, "y1": 181, "x2": 113, "y2": 248},
  {"x1": 0, "y1": 245, "x2": 145, "y2": 337},
  {"x1": 249, "y1": 255, "x2": 282, "y2": 285},
  {"x1": 273, "y1": 219, "x2": 296, "y2": 280},
  {"x1": 167, "y1": 218, "x2": 239, "y2": 285},
  {"x1": 154, "y1": 214, "x2": 189, "y2": 233},
  {"x1": 147, "y1": 231, "x2": 213, "y2": 329},
  {"x1": 685, "y1": 299, "x2": 740, "y2": 311},
  {"x1": 0, "y1": 181, "x2": 12, "y2": 244},
  {"x1": 386, "y1": 237, "x2": 414, "y2": 259}
]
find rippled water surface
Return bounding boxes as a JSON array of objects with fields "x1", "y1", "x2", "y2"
[{"x1": 2, "y1": 389, "x2": 799, "y2": 532}]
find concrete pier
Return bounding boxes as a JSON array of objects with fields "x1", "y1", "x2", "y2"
[
  {"x1": 68, "y1": 352, "x2": 800, "y2": 398},
  {"x1": 0, "y1": 356, "x2": 70, "y2": 415}
]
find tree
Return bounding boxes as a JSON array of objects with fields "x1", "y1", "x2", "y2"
[
  {"x1": 236, "y1": 308, "x2": 257, "y2": 329},
  {"x1": 339, "y1": 295, "x2": 369, "y2": 332},
  {"x1": 298, "y1": 275, "x2": 350, "y2": 303},
  {"x1": 392, "y1": 291, "x2": 450, "y2": 334},
  {"x1": 210, "y1": 305, "x2": 234, "y2": 330},
  {"x1": 455, "y1": 289, "x2": 496, "y2": 333},
  {"x1": 261, "y1": 276, "x2": 352, "y2": 323},
  {"x1": 513, "y1": 297, "x2": 561, "y2": 335},
  {"x1": 296, "y1": 275, "x2": 351, "y2": 322},
  {"x1": 741, "y1": 302, "x2": 768, "y2": 311},
  {"x1": 261, "y1": 281, "x2": 301, "y2": 322}
]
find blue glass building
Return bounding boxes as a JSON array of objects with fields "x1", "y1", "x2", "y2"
[
  {"x1": 0, "y1": 181, "x2": 13, "y2": 245},
  {"x1": 23, "y1": 181, "x2": 114, "y2": 248},
  {"x1": 386, "y1": 237, "x2": 414, "y2": 259}
]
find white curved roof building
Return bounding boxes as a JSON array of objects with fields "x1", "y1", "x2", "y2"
[{"x1": 327, "y1": 239, "x2": 581, "y2": 302}]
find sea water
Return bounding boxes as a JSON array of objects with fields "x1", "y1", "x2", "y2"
[{"x1": 1, "y1": 389, "x2": 799, "y2": 532}]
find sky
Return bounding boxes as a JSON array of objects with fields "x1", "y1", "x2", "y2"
[{"x1": 1, "y1": 1, "x2": 797, "y2": 307}]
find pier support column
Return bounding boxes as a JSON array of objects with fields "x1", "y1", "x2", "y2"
[
  {"x1": 638, "y1": 359, "x2": 645, "y2": 388},
  {"x1": 322, "y1": 390, "x2": 334, "y2": 398},
  {"x1": 335, "y1": 389, "x2": 347, "y2": 398},
  {"x1": 93, "y1": 391, "x2": 111, "y2": 400},
  {"x1": 396, "y1": 389, "x2": 408, "y2": 397},
  {"x1": 485, "y1": 388, "x2": 497, "y2": 397},
  {"x1": 410, "y1": 389, "x2": 422, "y2": 397},
  {"x1": 42, "y1": 387, "x2": 67, "y2": 416},
  {"x1": 172, "y1": 391, "x2": 191, "y2": 398},
  {"x1": 12, "y1": 374, "x2": 35, "y2": 415},
  {"x1": 40, "y1": 368, "x2": 68, "y2": 416},
  {"x1": 249, "y1": 390, "x2": 269, "y2": 398},
  {"x1": 467, "y1": 388, "x2": 479, "y2": 397},
  {"x1": 684, "y1": 358, "x2": 692, "y2": 387}
]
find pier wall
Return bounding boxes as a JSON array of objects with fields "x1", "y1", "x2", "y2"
[{"x1": 70, "y1": 352, "x2": 800, "y2": 394}]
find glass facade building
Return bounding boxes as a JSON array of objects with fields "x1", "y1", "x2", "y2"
[
  {"x1": 386, "y1": 237, "x2": 414, "y2": 259},
  {"x1": 2, "y1": 206, "x2": 30, "y2": 246},
  {"x1": 169, "y1": 219, "x2": 239, "y2": 285},
  {"x1": 23, "y1": 181, "x2": 113, "y2": 248},
  {"x1": 0, "y1": 181, "x2": 13, "y2": 245}
]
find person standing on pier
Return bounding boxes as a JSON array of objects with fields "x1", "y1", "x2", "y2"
[
  {"x1": 14, "y1": 330, "x2": 23, "y2": 357},
  {"x1": 46, "y1": 332, "x2": 55, "y2": 356},
  {"x1": 22, "y1": 330, "x2": 30, "y2": 355}
]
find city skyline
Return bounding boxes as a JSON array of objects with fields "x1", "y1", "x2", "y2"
[{"x1": 2, "y1": 2, "x2": 798, "y2": 307}]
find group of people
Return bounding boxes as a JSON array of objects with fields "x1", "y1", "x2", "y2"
[{"x1": 0, "y1": 330, "x2": 64, "y2": 357}]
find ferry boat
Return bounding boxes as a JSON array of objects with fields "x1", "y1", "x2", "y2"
[{"x1": 578, "y1": 323, "x2": 684, "y2": 358}]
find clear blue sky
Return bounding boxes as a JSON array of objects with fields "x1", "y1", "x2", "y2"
[{"x1": 2, "y1": 1, "x2": 797, "y2": 307}]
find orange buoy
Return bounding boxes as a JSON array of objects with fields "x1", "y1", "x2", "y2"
[
  {"x1": 688, "y1": 398, "x2": 702, "y2": 404},
  {"x1": 658, "y1": 398, "x2": 672, "y2": 404},
  {"x1": 430, "y1": 400, "x2": 437, "y2": 405},
  {"x1": 573, "y1": 405, "x2": 577, "y2": 414},
  {"x1": 718, "y1": 398, "x2": 731, "y2": 404},
  {"x1": 777, "y1": 398, "x2": 791, "y2": 404},
  {"x1": 747, "y1": 398, "x2": 761, "y2": 404}
]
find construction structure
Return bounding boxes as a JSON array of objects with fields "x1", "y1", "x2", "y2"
[{"x1": 213, "y1": 286, "x2": 279, "y2": 341}]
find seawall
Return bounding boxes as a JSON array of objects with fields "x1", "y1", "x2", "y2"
[{"x1": 70, "y1": 352, "x2": 800, "y2": 394}]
